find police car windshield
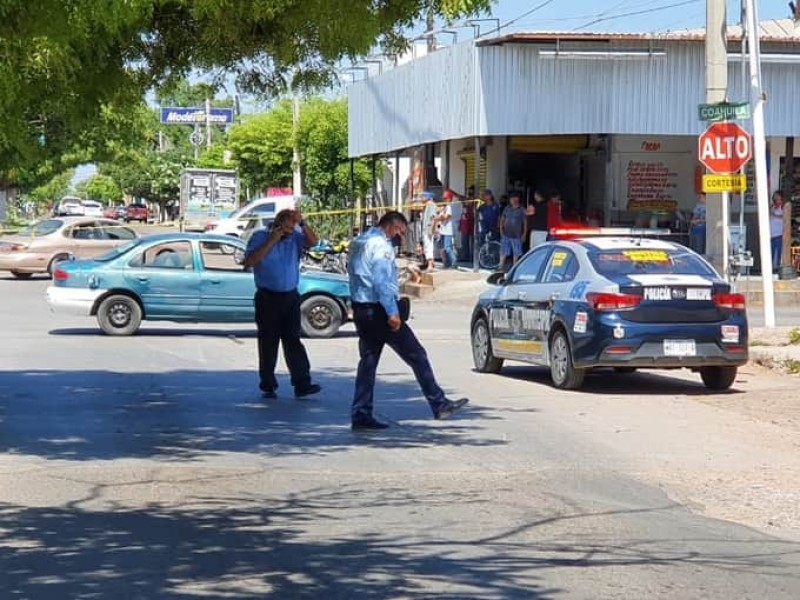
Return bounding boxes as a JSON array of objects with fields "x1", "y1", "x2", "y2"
[{"x1": 588, "y1": 248, "x2": 717, "y2": 278}]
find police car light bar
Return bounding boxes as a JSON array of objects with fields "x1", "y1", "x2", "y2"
[{"x1": 550, "y1": 227, "x2": 672, "y2": 239}]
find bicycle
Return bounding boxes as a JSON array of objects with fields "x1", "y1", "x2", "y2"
[{"x1": 478, "y1": 231, "x2": 501, "y2": 270}]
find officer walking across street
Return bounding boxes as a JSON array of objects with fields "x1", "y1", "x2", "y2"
[
  {"x1": 244, "y1": 208, "x2": 322, "y2": 400},
  {"x1": 347, "y1": 211, "x2": 469, "y2": 430}
]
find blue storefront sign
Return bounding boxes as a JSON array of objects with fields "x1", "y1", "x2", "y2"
[{"x1": 160, "y1": 107, "x2": 235, "y2": 125}]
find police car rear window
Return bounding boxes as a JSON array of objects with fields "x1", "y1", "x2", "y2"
[{"x1": 588, "y1": 249, "x2": 717, "y2": 277}]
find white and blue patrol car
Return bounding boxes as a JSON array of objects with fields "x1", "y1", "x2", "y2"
[{"x1": 470, "y1": 234, "x2": 748, "y2": 391}]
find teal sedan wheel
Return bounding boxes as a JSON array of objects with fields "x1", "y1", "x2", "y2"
[{"x1": 97, "y1": 294, "x2": 143, "y2": 336}]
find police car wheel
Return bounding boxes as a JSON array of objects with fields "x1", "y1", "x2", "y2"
[
  {"x1": 549, "y1": 329, "x2": 585, "y2": 390},
  {"x1": 699, "y1": 366, "x2": 737, "y2": 390},
  {"x1": 471, "y1": 317, "x2": 503, "y2": 373}
]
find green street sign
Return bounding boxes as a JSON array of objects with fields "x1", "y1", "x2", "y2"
[{"x1": 698, "y1": 102, "x2": 751, "y2": 122}]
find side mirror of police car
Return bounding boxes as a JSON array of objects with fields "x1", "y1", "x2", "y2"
[{"x1": 486, "y1": 271, "x2": 506, "y2": 285}]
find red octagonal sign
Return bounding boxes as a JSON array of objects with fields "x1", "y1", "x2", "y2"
[{"x1": 698, "y1": 122, "x2": 752, "y2": 174}]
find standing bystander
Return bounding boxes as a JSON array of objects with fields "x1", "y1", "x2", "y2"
[
  {"x1": 770, "y1": 191, "x2": 786, "y2": 270},
  {"x1": 498, "y1": 192, "x2": 527, "y2": 271},
  {"x1": 438, "y1": 191, "x2": 458, "y2": 269},
  {"x1": 244, "y1": 209, "x2": 322, "y2": 400},
  {"x1": 347, "y1": 211, "x2": 469, "y2": 430},
  {"x1": 477, "y1": 189, "x2": 500, "y2": 245}
]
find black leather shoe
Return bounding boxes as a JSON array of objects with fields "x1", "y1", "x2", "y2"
[
  {"x1": 261, "y1": 390, "x2": 277, "y2": 400},
  {"x1": 295, "y1": 383, "x2": 321, "y2": 398},
  {"x1": 435, "y1": 397, "x2": 469, "y2": 420},
  {"x1": 351, "y1": 417, "x2": 390, "y2": 430}
]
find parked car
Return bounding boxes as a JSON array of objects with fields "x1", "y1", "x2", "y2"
[
  {"x1": 204, "y1": 196, "x2": 295, "y2": 237},
  {"x1": 125, "y1": 203, "x2": 149, "y2": 223},
  {"x1": 103, "y1": 205, "x2": 127, "y2": 220},
  {"x1": 80, "y1": 200, "x2": 104, "y2": 217},
  {"x1": 53, "y1": 197, "x2": 84, "y2": 216},
  {"x1": 46, "y1": 232, "x2": 351, "y2": 338},
  {"x1": 0, "y1": 217, "x2": 139, "y2": 278},
  {"x1": 470, "y1": 231, "x2": 748, "y2": 391}
]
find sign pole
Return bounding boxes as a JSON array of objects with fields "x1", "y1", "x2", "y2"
[
  {"x1": 745, "y1": 0, "x2": 776, "y2": 327},
  {"x1": 705, "y1": 0, "x2": 727, "y2": 276}
]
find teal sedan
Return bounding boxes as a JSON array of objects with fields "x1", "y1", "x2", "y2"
[{"x1": 45, "y1": 232, "x2": 351, "y2": 338}]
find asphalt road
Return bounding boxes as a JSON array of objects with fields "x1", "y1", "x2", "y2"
[{"x1": 1, "y1": 274, "x2": 799, "y2": 599}]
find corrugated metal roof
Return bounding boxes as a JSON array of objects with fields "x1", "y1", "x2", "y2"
[{"x1": 479, "y1": 18, "x2": 800, "y2": 45}]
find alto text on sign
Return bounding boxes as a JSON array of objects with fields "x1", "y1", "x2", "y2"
[
  {"x1": 697, "y1": 122, "x2": 752, "y2": 174},
  {"x1": 702, "y1": 174, "x2": 747, "y2": 193}
]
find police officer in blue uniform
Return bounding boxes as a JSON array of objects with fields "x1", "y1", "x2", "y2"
[
  {"x1": 244, "y1": 208, "x2": 321, "y2": 400},
  {"x1": 347, "y1": 211, "x2": 469, "y2": 430}
]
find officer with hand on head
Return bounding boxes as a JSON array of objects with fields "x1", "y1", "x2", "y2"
[{"x1": 244, "y1": 208, "x2": 322, "y2": 400}]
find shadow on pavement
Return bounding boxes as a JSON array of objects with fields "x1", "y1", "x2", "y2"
[{"x1": 0, "y1": 368, "x2": 501, "y2": 462}]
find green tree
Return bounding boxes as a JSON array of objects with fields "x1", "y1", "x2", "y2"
[
  {"x1": 84, "y1": 174, "x2": 123, "y2": 204},
  {"x1": 1, "y1": 1, "x2": 492, "y2": 181}
]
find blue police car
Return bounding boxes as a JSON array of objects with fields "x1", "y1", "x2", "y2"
[{"x1": 470, "y1": 233, "x2": 748, "y2": 391}]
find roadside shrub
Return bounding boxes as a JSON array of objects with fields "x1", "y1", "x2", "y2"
[{"x1": 788, "y1": 328, "x2": 800, "y2": 345}]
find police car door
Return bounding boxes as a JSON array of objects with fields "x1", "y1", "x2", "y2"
[
  {"x1": 490, "y1": 246, "x2": 551, "y2": 363},
  {"x1": 536, "y1": 247, "x2": 581, "y2": 364}
]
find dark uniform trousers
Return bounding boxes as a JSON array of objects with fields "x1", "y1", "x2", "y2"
[
  {"x1": 255, "y1": 288, "x2": 311, "y2": 393},
  {"x1": 352, "y1": 302, "x2": 447, "y2": 420}
]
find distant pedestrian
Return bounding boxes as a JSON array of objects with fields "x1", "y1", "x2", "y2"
[
  {"x1": 770, "y1": 191, "x2": 786, "y2": 270},
  {"x1": 498, "y1": 192, "x2": 527, "y2": 271},
  {"x1": 459, "y1": 201, "x2": 475, "y2": 262},
  {"x1": 438, "y1": 190, "x2": 458, "y2": 268},
  {"x1": 244, "y1": 209, "x2": 322, "y2": 400},
  {"x1": 420, "y1": 191, "x2": 438, "y2": 271},
  {"x1": 689, "y1": 192, "x2": 707, "y2": 255},
  {"x1": 347, "y1": 211, "x2": 469, "y2": 430}
]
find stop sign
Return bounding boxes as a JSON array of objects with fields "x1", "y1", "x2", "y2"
[{"x1": 698, "y1": 122, "x2": 752, "y2": 174}]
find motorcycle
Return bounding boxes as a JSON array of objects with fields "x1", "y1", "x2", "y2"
[{"x1": 301, "y1": 239, "x2": 349, "y2": 274}]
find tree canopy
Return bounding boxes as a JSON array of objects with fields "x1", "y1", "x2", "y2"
[{"x1": 1, "y1": 0, "x2": 493, "y2": 183}]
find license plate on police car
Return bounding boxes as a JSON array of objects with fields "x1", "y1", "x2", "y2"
[{"x1": 663, "y1": 339, "x2": 696, "y2": 357}]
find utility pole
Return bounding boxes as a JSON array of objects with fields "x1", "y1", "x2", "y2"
[
  {"x1": 426, "y1": 6, "x2": 436, "y2": 53},
  {"x1": 744, "y1": 0, "x2": 776, "y2": 326},
  {"x1": 292, "y1": 91, "x2": 302, "y2": 197},
  {"x1": 205, "y1": 97, "x2": 212, "y2": 151},
  {"x1": 704, "y1": 0, "x2": 728, "y2": 275}
]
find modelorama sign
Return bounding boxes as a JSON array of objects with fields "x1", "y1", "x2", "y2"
[{"x1": 160, "y1": 107, "x2": 235, "y2": 125}]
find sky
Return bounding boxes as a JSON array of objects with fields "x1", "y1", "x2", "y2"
[{"x1": 469, "y1": 0, "x2": 789, "y2": 35}]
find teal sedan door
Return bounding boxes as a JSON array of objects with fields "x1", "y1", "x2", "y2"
[
  {"x1": 197, "y1": 239, "x2": 255, "y2": 321},
  {"x1": 124, "y1": 240, "x2": 201, "y2": 319}
]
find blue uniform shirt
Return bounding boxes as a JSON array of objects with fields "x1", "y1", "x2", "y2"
[
  {"x1": 347, "y1": 227, "x2": 399, "y2": 317},
  {"x1": 245, "y1": 226, "x2": 305, "y2": 292}
]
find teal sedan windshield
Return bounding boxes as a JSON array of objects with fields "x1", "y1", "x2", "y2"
[{"x1": 94, "y1": 239, "x2": 142, "y2": 262}]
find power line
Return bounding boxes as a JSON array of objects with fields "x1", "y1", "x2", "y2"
[
  {"x1": 572, "y1": 0, "x2": 701, "y2": 31},
  {"x1": 498, "y1": 0, "x2": 558, "y2": 32}
]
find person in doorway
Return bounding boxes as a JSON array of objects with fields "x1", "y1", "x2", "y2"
[
  {"x1": 689, "y1": 192, "x2": 707, "y2": 255},
  {"x1": 244, "y1": 209, "x2": 322, "y2": 400},
  {"x1": 528, "y1": 190, "x2": 550, "y2": 249},
  {"x1": 420, "y1": 191, "x2": 439, "y2": 271},
  {"x1": 770, "y1": 191, "x2": 786, "y2": 270},
  {"x1": 438, "y1": 190, "x2": 458, "y2": 269},
  {"x1": 498, "y1": 192, "x2": 527, "y2": 271},
  {"x1": 347, "y1": 211, "x2": 469, "y2": 430}
]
